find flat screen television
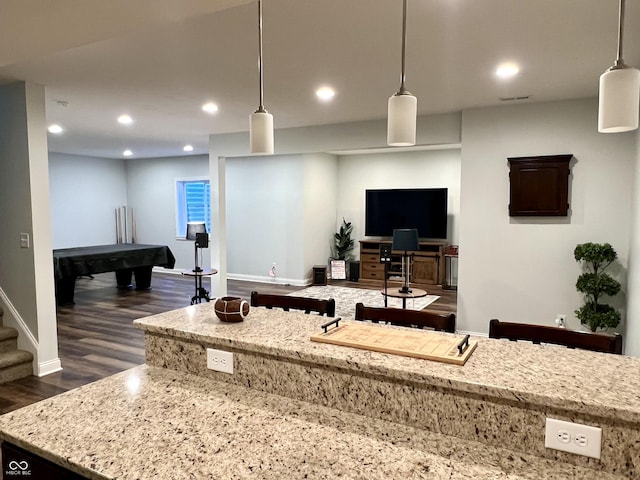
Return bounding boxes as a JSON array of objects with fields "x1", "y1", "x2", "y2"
[{"x1": 365, "y1": 188, "x2": 448, "y2": 239}]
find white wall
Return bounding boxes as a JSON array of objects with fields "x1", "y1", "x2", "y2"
[
  {"x1": 336, "y1": 148, "x2": 461, "y2": 251},
  {"x1": 303, "y1": 153, "x2": 339, "y2": 278},
  {"x1": 459, "y1": 99, "x2": 635, "y2": 339},
  {"x1": 0, "y1": 82, "x2": 59, "y2": 375},
  {"x1": 226, "y1": 154, "x2": 306, "y2": 284},
  {"x1": 49, "y1": 153, "x2": 127, "y2": 249},
  {"x1": 626, "y1": 128, "x2": 640, "y2": 356},
  {"x1": 125, "y1": 154, "x2": 210, "y2": 271},
  {"x1": 209, "y1": 113, "x2": 462, "y2": 295}
]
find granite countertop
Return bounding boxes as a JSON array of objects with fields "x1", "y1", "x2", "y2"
[
  {"x1": 0, "y1": 365, "x2": 626, "y2": 480},
  {"x1": 135, "y1": 304, "x2": 640, "y2": 423}
]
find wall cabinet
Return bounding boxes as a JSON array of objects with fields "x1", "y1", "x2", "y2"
[
  {"x1": 359, "y1": 240, "x2": 446, "y2": 286},
  {"x1": 508, "y1": 154, "x2": 572, "y2": 216}
]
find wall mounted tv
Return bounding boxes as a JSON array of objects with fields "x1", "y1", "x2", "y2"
[{"x1": 365, "y1": 188, "x2": 448, "y2": 239}]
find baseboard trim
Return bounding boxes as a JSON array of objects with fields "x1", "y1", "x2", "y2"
[
  {"x1": 0, "y1": 287, "x2": 39, "y2": 353},
  {"x1": 153, "y1": 267, "x2": 311, "y2": 287},
  {"x1": 456, "y1": 329, "x2": 487, "y2": 338},
  {"x1": 152, "y1": 267, "x2": 185, "y2": 275},
  {"x1": 38, "y1": 358, "x2": 63, "y2": 377},
  {"x1": 227, "y1": 273, "x2": 309, "y2": 287}
]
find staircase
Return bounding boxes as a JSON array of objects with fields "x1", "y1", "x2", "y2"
[{"x1": 0, "y1": 307, "x2": 34, "y2": 384}]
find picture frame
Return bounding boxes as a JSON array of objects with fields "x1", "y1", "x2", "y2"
[{"x1": 330, "y1": 259, "x2": 346, "y2": 280}]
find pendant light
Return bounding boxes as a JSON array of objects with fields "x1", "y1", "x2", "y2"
[
  {"x1": 250, "y1": 0, "x2": 274, "y2": 154},
  {"x1": 598, "y1": 0, "x2": 640, "y2": 133},
  {"x1": 387, "y1": 0, "x2": 417, "y2": 146}
]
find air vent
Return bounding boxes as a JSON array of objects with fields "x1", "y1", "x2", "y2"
[{"x1": 499, "y1": 96, "x2": 531, "y2": 102}]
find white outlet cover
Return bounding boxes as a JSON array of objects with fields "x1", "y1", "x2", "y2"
[
  {"x1": 206, "y1": 348, "x2": 234, "y2": 374},
  {"x1": 545, "y1": 418, "x2": 601, "y2": 459}
]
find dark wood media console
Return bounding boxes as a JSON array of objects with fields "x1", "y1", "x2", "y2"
[{"x1": 359, "y1": 240, "x2": 447, "y2": 286}]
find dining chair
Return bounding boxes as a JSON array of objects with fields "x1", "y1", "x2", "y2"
[
  {"x1": 488, "y1": 319, "x2": 622, "y2": 354},
  {"x1": 354, "y1": 303, "x2": 456, "y2": 333},
  {"x1": 250, "y1": 291, "x2": 336, "y2": 317}
]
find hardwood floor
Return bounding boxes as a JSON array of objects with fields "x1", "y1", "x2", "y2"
[{"x1": 0, "y1": 272, "x2": 456, "y2": 415}]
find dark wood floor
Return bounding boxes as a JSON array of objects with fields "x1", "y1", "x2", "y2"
[{"x1": 0, "y1": 272, "x2": 456, "y2": 415}]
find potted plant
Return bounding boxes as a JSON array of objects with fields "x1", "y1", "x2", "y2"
[
  {"x1": 574, "y1": 242, "x2": 621, "y2": 332},
  {"x1": 330, "y1": 218, "x2": 354, "y2": 280}
]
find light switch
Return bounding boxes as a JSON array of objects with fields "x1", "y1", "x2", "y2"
[{"x1": 20, "y1": 233, "x2": 30, "y2": 248}]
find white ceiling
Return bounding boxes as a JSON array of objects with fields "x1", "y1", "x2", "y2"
[{"x1": 0, "y1": 0, "x2": 638, "y2": 159}]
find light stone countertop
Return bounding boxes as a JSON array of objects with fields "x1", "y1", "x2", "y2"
[
  {"x1": 134, "y1": 303, "x2": 640, "y2": 423},
  {"x1": 0, "y1": 365, "x2": 627, "y2": 480}
]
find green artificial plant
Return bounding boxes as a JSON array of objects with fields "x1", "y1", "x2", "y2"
[
  {"x1": 574, "y1": 242, "x2": 621, "y2": 332},
  {"x1": 333, "y1": 218, "x2": 354, "y2": 261}
]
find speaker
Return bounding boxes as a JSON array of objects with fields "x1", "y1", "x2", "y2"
[
  {"x1": 380, "y1": 244, "x2": 392, "y2": 263},
  {"x1": 195, "y1": 232, "x2": 209, "y2": 248},
  {"x1": 312, "y1": 265, "x2": 327, "y2": 286},
  {"x1": 348, "y1": 261, "x2": 360, "y2": 282}
]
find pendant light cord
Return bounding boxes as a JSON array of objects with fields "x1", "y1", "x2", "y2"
[
  {"x1": 614, "y1": 0, "x2": 627, "y2": 69},
  {"x1": 397, "y1": 0, "x2": 409, "y2": 95},
  {"x1": 256, "y1": 0, "x2": 266, "y2": 113}
]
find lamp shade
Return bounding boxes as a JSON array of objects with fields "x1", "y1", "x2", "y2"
[
  {"x1": 250, "y1": 111, "x2": 274, "y2": 154},
  {"x1": 387, "y1": 93, "x2": 417, "y2": 146},
  {"x1": 392, "y1": 228, "x2": 419, "y2": 252},
  {"x1": 186, "y1": 222, "x2": 207, "y2": 240},
  {"x1": 598, "y1": 66, "x2": 640, "y2": 133}
]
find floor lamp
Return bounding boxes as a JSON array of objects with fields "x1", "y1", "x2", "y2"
[{"x1": 392, "y1": 228, "x2": 419, "y2": 294}]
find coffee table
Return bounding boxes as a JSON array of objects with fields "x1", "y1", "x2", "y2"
[{"x1": 381, "y1": 287, "x2": 427, "y2": 309}]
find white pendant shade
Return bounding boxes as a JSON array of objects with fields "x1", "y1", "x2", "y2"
[
  {"x1": 387, "y1": 93, "x2": 417, "y2": 146},
  {"x1": 250, "y1": 111, "x2": 274, "y2": 155},
  {"x1": 598, "y1": 67, "x2": 640, "y2": 133}
]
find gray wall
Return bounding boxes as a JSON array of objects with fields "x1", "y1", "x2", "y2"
[
  {"x1": 0, "y1": 81, "x2": 59, "y2": 374},
  {"x1": 302, "y1": 153, "x2": 339, "y2": 279},
  {"x1": 459, "y1": 99, "x2": 635, "y2": 338},
  {"x1": 45, "y1": 99, "x2": 640, "y2": 353},
  {"x1": 336, "y1": 148, "x2": 462, "y2": 250},
  {"x1": 125, "y1": 155, "x2": 211, "y2": 271},
  {"x1": 49, "y1": 153, "x2": 127, "y2": 249}
]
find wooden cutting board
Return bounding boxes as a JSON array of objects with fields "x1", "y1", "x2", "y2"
[{"x1": 310, "y1": 322, "x2": 477, "y2": 365}]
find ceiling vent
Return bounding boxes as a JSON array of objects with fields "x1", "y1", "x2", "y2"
[{"x1": 499, "y1": 96, "x2": 531, "y2": 102}]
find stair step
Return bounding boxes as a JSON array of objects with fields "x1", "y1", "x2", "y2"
[
  {"x1": 0, "y1": 350, "x2": 34, "y2": 384},
  {"x1": 0, "y1": 326, "x2": 18, "y2": 354},
  {"x1": 0, "y1": 326, "x2": 18, "y2": 341}
]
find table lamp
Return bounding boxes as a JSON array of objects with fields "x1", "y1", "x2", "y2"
[
  {"x1": 392, "y1": 228, "x2": 419, "y2": 294},
  {"x1": 186, "y1": 222, "x2": 207, "y2": 272}
]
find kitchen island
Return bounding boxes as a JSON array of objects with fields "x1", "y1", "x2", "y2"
[{"x1": 1, "y1": 303, "x2": 638, "y2": 478}]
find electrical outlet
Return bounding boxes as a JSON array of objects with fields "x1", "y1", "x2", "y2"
[
  {"x1": 555, "y1": 314, "x2": 566, "y2": 327},
  {"x1": 206, "y1": 348, "x2": 234, "y2": 374},
  {"x1": 545, "y1": 418, "x2": 601, "y2": 459}
]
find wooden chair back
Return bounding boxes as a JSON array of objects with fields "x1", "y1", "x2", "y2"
[
  {"x1": 488, "y1": 319, "x2": 622, "y2": 354},
  {"x1": 250, "y1": 291, "x2": 336, "y2": 317},
  {"x1": 354, "y1": 303, "x2": 456, "y2": 333}
]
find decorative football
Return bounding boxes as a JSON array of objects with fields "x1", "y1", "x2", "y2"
[{"x1": 214, "y1": 296, "x2": 250, "y2": 322}]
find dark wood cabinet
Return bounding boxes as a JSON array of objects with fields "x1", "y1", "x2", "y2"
[
  {"x1": 2, "y1": 441, "x2": 88, "y2": 479},
  {"x1": 508, "y1": 154, "x2": 572, "y2": 216}
]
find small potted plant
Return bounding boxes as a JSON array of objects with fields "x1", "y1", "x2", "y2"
[
  {"x1": 330, "y1": 218, "x2": 354, "y2": 280},
  {"x1": 574, "y1": 242, "x2": 622, "y2": 332}
]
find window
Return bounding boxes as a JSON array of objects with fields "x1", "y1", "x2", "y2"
[{"x1": 176, "y1": 179, "x2": 211, "y2": 238}]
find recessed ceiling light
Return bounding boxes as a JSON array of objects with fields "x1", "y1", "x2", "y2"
[
  {"x1": 118, "y1": 114, "x2": 133, "y2": 125},
  {"x1": 48, "y1": 124, "x2": 63, "y2": 134},
  {"x1": 202, "y1": 103, "x2": 219, "y2": 114},
  {"x1": 183, "y1": 145, "x2": 194, "y2": 152},
  {"x1": 496, "y1": 63, "x2": 519, "y2": 79},
  {"x1": 315, "y1": 86, "x2": 336, "y2": 101},
  {"x1": 123, "y1": 149, "x2": 133, "y2": 157}
]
